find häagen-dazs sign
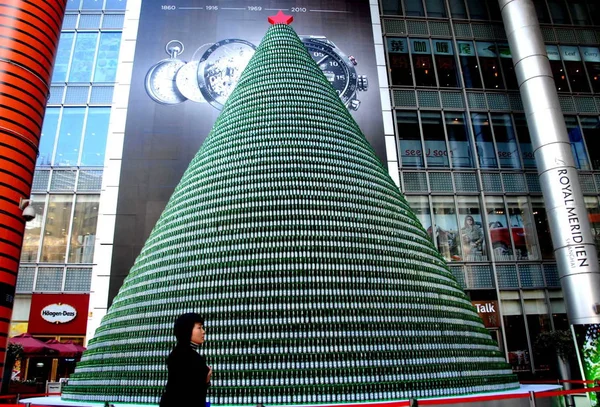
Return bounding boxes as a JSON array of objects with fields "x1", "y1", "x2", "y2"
[{"x1": 41, "y1": 303, "x2": 77, "y2": 324}]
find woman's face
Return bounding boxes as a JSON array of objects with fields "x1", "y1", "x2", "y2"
[
  {"x1": 191, "y1": 323, "x2": 205, "y2": 345},
  {"x1": 466, "y1": 217, "x2": 474, "y2": 225}
]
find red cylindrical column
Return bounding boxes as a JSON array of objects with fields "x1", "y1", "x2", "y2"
[{"x1": 0, "y1": 0, "x2": 66, "y2": 383}]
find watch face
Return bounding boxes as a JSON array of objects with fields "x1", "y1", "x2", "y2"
[
  {"x1": 302, "y1": 39, "x2": 358, "y2": 106},
  {"x1": 175, "y1": 61, "x2": 206, "y2": 103},
  {"x1": 145, "y1": 59, "x2": 188, "y2": 105},
  {"x1": 198, "y1": 39, "x2": 257, "y2": 110}
]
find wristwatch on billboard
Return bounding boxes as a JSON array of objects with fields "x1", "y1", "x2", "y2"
[
  {"x1": 197, "y1": 39, "x2": 257, "y2": 110},
  {"x1": 300, "y1": 35, "x2": 368, "y2": 111},
  {"x1": 145, "y1": 40, "x2": 188, "y2": 105}
]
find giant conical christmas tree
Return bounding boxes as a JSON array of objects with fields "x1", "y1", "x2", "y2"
[{"x1": 63, "y1": 17, "x2": 518, "y2": 404}]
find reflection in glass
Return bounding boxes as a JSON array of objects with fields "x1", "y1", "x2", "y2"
[
  {"x1": 466, "y1": 0, "x2": 488, "y2": 19},
  {"x1": 82, "y1": 0, "x2": 103, "y2": 9},
  {"x1": 458, "y1": 41, "x2": 483, "y2": 88},
  {"x1": 94, "y1": 33, "x2": 121, "y2": 82},
  {"x1": 457, "y1": 196, "x2": 487, "y2": 261},
  {"x1": 421, "y1": 112, "x2": 449, "y2": 167},
  {"x1": 433, "y1": 40, "x2": 460, "y2": 87},
  {"x1": 425, "y1": 0, "x2": 447, "y2": 17},
  {"x1": 477, "y1": 42, "x2": 505, "y2": 89},
  {"x1": 406, "y1": 196, "x2": 432, "y2": 242},
  {"x1": 411, "y1": 39, "x2": 436, "y2": 87},
  {"x1": 497, "y1": 43, "x2": 518, "y2": 90},
  {"x1": 432, "y1": 196, "x2": 461, "y2": 261},
  {"x1": 492, "y1": 113, "x2": 521, "y2": 169},
  {"x1": 69, "y1": 196, "x2": 99, "y2": 263},
  {"x1": 382, "y1": 0, "x2": 403, "y2": 14},
  {"x1": 40, "y1": 195, "x2": 73, "y2": 263},
  {"x1": 580, "y1": 116, "x2": 600, "y2": 169},
  {"x1": 52, "y1": 33, "x2": 75, "y2": 83},
  {"x1": 404, "y1": 0, "x2": 425, "y2": 16},
  {"x1": 527, "y1": 312, "x2": 552, "y2": 371},
  {"x1": 565, "y1": 116, "x2": 591, "y2": 170},
  {"x1": 66, "y1": 0, "x2": 81, "y2": 10},
  {"x1": 37, "y1": 108, "x2": 60, "y2": 166},
  {"x1": 397, "y1": 111, "x2": 423, "y2": 167},
  {"x1": 81, "y1": 108, "x2": 110, "y2": 166},
  {"x1": 472, "y1": 113, "x2": 498, "y2": 168},
  {"x1": 448, "y1": 0, "x2": 467, "y2": 18},
  {"x1": 547, "y1": 46, "x2": 569, "y2": 92},
  {"x1": 506, "y1": 196, "x2": 539, "y2": 261},
  {"x1": 561, "y1": 46, "x2": 591, "y2": 93},
  {"x1": 531, "y1": 198, "x2": 554, "y2": 260},
  {"x1": 585, "y1": 197, "x2": 600, "y2": 260},
  {"x1": 568, "y1": 1, "x2": 590, "y2": 25},
  {"x1": 514, "y1": 114, "x2": 536, "y2": 169},
  {"x1": 503, "y1": 312, "x2": 532, "y2": 373},
  {"x1": 532, "y1": 0, "x2": 551, "y2": 23},
  {"x1": 69, "y1": 33, "x2": 99, "y2": 82},
  {"x1": 387, "y1": 38, "x2": 412, "y2": 86},
  {"x1": 486, "y1": 196, "x2": 514, "y2": 261},
  {"x1": 55, "y1": 108, "x2": 86, "y2": 166},
  {"x1": 548, "y1": 0, "x2": 571, "y2": 24},
  {"x1": 583, "y1": 49, "x2": 600, "y2": 93},
  {"x1": 445, "y1": 112, "x2": 474, "y2": 167},
  {"x1": 105, "y1": 0, "x2": 127, "y2": 9},
  {"x1": 20, "y1": 196, "x2": 46, "y2": 262}
]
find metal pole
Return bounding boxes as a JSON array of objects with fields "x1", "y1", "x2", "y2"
[{"x1": 498, "y1": 0, "x2": 600, "y2": 326}]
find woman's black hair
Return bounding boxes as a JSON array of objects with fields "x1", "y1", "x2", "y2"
[{"x1": 173, "y1": 312, "x2": 204, "y2": 344}]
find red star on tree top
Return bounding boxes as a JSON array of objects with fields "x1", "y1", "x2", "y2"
[{"x1": 268, "y1": 10, "x2": 293, "y2": 25}]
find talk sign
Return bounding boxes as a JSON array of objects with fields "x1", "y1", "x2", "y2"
[{"x1": 472, "y1": 300, "x2": 500, "y2": 328}]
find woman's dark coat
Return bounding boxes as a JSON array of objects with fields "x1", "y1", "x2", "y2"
[{"x1": 160, "y1": 313, "x2": 210, "y2": 407}]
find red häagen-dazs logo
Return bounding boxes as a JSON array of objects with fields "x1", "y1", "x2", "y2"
[{"x1": 41, "y1": 303, "x2": 77, "y2": 324}]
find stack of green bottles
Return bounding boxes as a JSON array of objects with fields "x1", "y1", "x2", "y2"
[{"x1": 62, "y1": 23, "x2": 518, "y2": 404}]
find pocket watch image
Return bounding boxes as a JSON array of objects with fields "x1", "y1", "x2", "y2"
[
  {"x1": 145, "y1": 40, "x2": 188, "y2": 105},
  {"x1": 175, "y1": 44, "x2": 214, "y2": 104},
  {"x1": 197, "y1": 39, "x2": 257, "y2": 110},
  {"x1": 300, "y1": 35, "x2": 368, "y2": 111}
]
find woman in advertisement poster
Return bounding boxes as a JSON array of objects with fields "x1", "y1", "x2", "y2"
[
  {"x1": 461, "y1": 215, "x2": 483, "y2": 260},
  {"x1": 160, "y1": 313, "x2": 212, "y2": 407}
]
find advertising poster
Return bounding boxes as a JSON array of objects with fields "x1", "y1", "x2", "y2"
[{"x1": 109, "y1": 0, "x2": 386, "y2": 301}]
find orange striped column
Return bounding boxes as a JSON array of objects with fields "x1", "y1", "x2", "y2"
[{"x1": 0, "y1": 0, "x2": 66, "y2": 382}]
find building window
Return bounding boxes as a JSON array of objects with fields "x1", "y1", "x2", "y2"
[
  {"x1": 80, "y1": 107, "x2": 111, "y2": 166},
  {"x1": 582, "y1": 47, "x2": 600, "y2": 93},
  {"x1": 568, "y1": 0, "x2": 591, "y2": 25},
  {"x1": 94, "y1": 32, "x2": 121, "y2": 82},
  {"x1": 532, "y1": 0, "x2": 551, "y2": 23},
  {"x1": 404, "y1": 0, "x2": 425, "y2": 16},
  {"x1": 486, "y1": 196, "x2": 512, "y2": 260},
  {"x1": 497, "y1": 43, "x2": 518, "y2": 90},
  {"x1": 585, "y1": 197, "x2": 600, "y2": 260},
  {"x1": 37, "y1": 108, "x2": 60, "y2": 167},
  {"x1": 580, "y1": 116, "x2": 600, "y2": 170},
  {"x1": 466, "y1": 0, "x2": 489, "y2": 19},
  {"x1": 457, "y1": 41, "x2": 483, "y2": 89},
  {"x1": 472, "y1": 113, "x2": 497, "y2": 169},
  {"x1": 547, "y1": 0, "x2": 571, "y2": 24},
  {"x1": 20, "y1": 196, "x2": 47, "y2": 263},
  {"x1": 406, "y1": 196, "x2": 432, "y2": 236},
  {"x1": 410, "y1": 39, "x2": 436, "y2": 87},
  {"x1": 431, "y1": 196, "x2": 461, "y2": 261},
  {"x1": 546, "y1": 46, "x2": 569, "y2": 92},
  {"x1": 506, "y1": 196, "x2": 539, "y2": 261},
  {"x1": 559, "y1": 46, "x2": 590, "y2": 93},
  {"x1": 448, "y1": 0, "x2": 467, "y2": 18},
  {"x1": 502, "y1": 295, "x2": 531, "y2": 373},
  {"x1": 105, "y1": 0, "x2": 127, "y2": 10},
  {"x1": 424, "y1": 0, "x2": 447, "y2": 18},
  {"x1": 55, "y1": 108, "x2": 86, "y2": 166},
  {"x1": 445, "y1": 112, "x2": 474, "y2": 168},
  {"x1": 68, "y1": 196, "x2": 99, "y2": 263},
  {"x1": 52, "y1": 33, "x2": 75, "y2": 83},
  {"x1": 397, "y1": 111, "x2": 424, "y2": 167},
  {"x1": 531, "y1": 197, "x2": 555, "y2": 260},
  {"x1": 564, "y1": 116, "x2": 591, "y2": 170},
  {"x1": 491, "y1": 113, "x2": 521, "y2": 169},
  {"x1": 457, "y1": 196, "x2": 487, "y2": 261},
  {"x1": 513, "y1": 114, "x2": 536, "y2": 169},
  {"x1": 477, "y1": 42, "x2": 505, "y2": 90},
  {"x1": 382, "y1": 0, "x2": 403, "y2": 15},
  {"x1": 433, "y1": 40, "x2": 460, "y2": 87},
  {"x1": 82, "y1": 0, "x2": 104, "y2": 10},
  {"x1": 40, "y1": 195, "x2": 73, "y2": 263},
  {"x1": 387, "y1": 38, "x2": 412, "y2": 86},
  {"x1": 421, "y1": 112, "x2": 449, "y2": 167},
  {"x1": 69, "y1": 33, "x2": 99, "y2": 83}
]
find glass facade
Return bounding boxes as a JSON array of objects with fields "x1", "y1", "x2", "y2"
[
  {"x1": 383, "y1": 0, "x2": 600, "y2": 379},
  {"x1": 16, "y1": 2, "x2": 124, "y2": 296}
]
